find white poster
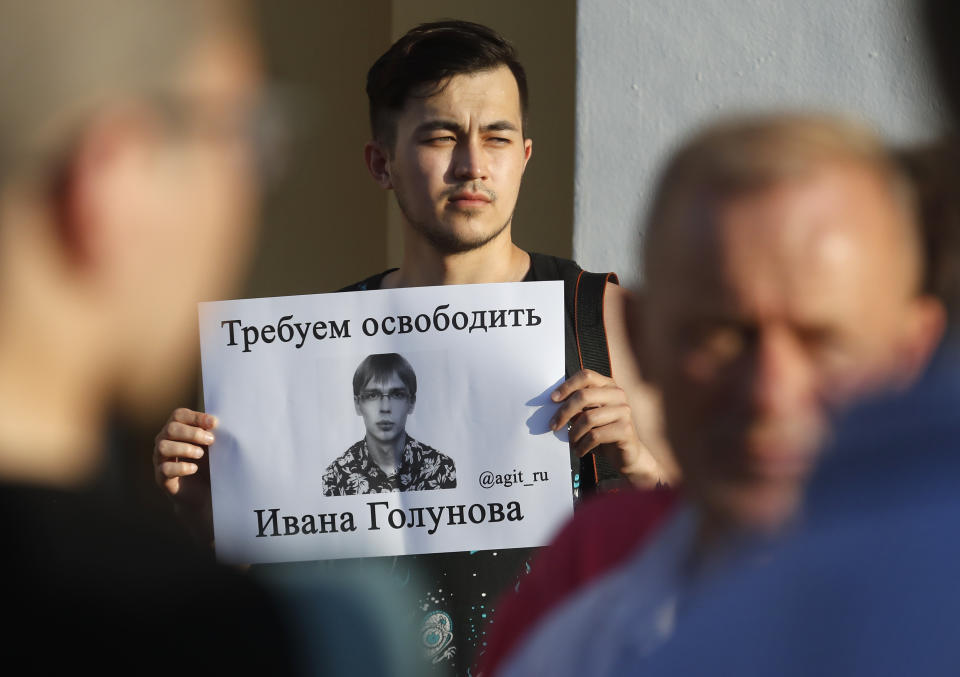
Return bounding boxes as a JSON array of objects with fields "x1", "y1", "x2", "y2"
[{"x1": 198, "y1": 281, "x2": 573, "y2": 564}]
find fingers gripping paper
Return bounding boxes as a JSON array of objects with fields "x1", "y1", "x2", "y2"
[{"x1": 198, "y1": 281, "x2": 572, "y2": 564}]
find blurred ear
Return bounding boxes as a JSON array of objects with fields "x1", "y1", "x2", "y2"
[
  {"x1": 364, "y1": 141, "x2": 393, "y2": 189},
  {"x1": 52, "y1": 108, "x2": 153, "y2": 271},
  {"x1": 900, "y1": 294, "x2": 947, "y2": 385}
]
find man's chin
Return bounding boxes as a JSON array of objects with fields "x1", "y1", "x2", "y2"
[
  {"x1": 743, "y1": 427, "x2": 826, "y2": 480},
  {"x1": 708, "y1": 482, "x2": 804, "y2": 535},
  {"x1": 408, "y1": 212, "x2": 512, "y2": 255},
  {"x1": 745, "y1": 454, "x2": 818, "y2": 484},
  {"x1": 432, "y1": 229, "x2": 501, "y2": 254}
]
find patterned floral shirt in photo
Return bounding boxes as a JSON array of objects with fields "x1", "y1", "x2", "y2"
[{"x1": 322, "y1": 435, "x2": 457, "y2": 495}]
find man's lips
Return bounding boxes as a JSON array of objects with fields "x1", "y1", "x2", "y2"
[
  {"x1": 376, "y1": 421, "x2": 395, "y2": 430},
  {"x1": 743, "y1": 442, "x2": 817, "y2": 480},
  {"x1": 448, "y1": 192, "x2": 492, "y2": 206}
]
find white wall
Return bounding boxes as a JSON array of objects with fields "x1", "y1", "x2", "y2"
[{"x1": 576, "y1": 0, "x2": 947, "y2": 288}]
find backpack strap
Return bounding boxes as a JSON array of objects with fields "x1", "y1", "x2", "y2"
[
  {"x1": 524, "y1": 252, "x2": 625, "y2": 497},
  {"x1": 573, "y1": 270, "x2": 624, "y2": 495}
]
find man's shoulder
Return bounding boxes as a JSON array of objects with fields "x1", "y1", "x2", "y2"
[
  {"x1": 338, "y1": 268, "x2": 397, "y2": 292},
  {"x1": 327, "y1": 440, "x2": 366, "y2": 469},
  {"x1": 335, "y1": 255, "x2": 616, "y2": 291},
  {"x1": 525, "y1": 250, "x2": 618, "y2": 319},
  {"x1": 0, "y1": 483, "x2": 296, "y2": 670},
  {"x1": 527, "y1": 486, "x2": 679, "y2": 598},
  {"x1": 525, "y1": 252, "x2": 584, "y2": 283},
  {"x1": 407, "y1": 436, "x2": 454, "y2": 465},
  {"x1": 525, "y1": 251, "x2": 617, "y2": 282},
  {"x1": 478, "y1": 487, "x2": 680, "y2": 676}
]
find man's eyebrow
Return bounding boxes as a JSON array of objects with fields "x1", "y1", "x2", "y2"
[
  {"x1": 413, "y1": 119, "x2": 521, "y2": 135},
  {"x1": 481, "y1": 120, "x2": 519, "y2": 133},
  {"x1": 414, "y1": 119, "x2": 464, "y2": 135}
]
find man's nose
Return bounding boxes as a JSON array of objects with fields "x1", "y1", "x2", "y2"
[
  {"x1": 452, "y1": 137, "x2": 488, "y2": 181},
  {"x1": 379, "y1": 394, "x2": 392, "y2": 411},
  {"x1": 749, "y1": 327, "x2": 816, "y2": 417}
]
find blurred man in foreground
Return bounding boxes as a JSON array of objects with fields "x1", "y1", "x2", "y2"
[
  {"x1": 631, "y1": 163, "x2": 960, "y2": 676},
  {"x1": 492, "y1": 113, "x2": 945, "y2": 677},
  {"x1": 607, "y1": 3, "x2": 960, "y2": 674},
  {"x1": 0, "y1": 1, "x2": 320, "y2": 671}
]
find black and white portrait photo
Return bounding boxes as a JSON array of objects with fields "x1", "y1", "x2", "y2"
[{"x1": 322, "y1": 353, "x2": 457, "y2": 495}]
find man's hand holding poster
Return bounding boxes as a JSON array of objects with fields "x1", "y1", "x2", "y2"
[{"x1": 199, "y1": 281, "x2": 572, "y2": 564}]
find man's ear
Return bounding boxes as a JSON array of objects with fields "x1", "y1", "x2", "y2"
[
  {"x1": 408, "y1": 396, "x2": 415, "y2": 415},
  {"x1": 52, "y1": 108, "x2": 152, "y2": 270},
  {"x1": 899, "y1": 294, "x2": 948, "y2": 385},
  {"x1": 364, "y1": 141, "x2": 393, "y2": 189},
  {"x1": 354, "y1": 396, "x2": 363, "y2": 416},
  {"x1": 521, "y1": 138, "x2": 533, "y2": 173}
]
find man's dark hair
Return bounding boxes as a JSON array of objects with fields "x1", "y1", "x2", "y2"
[
  {"x1": 353, "y1": 353, "x2": 417, "y2": 400},
  {"x1": 366, "y1": 19, "x2": 528, "y2": 148}
]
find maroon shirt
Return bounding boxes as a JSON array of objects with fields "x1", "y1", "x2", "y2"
[{"x1": 476, "y1": 487, "x2": 680, "y2": 676}]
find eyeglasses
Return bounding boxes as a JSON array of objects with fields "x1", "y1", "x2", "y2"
[
  {"x1": 6, "y1": 84, "x2": 312, "y2": 192},
  {"x1": 357, "y1": 388, "x2": 411, "y2": 403},
  {"x1": 149, "y1": 83, "x2": 312, "y2": 189}
]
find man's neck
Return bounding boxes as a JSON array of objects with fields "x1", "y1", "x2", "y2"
[
  {"x1": 0, "y1": 323, "x2": 105, "y2": 488},
  {"x1": 383, "y1": 227, "x2": 531, "y2": 288},
  {"x1": 365, "y1": 433, "x2": 407, "y2": 474},
  {"x1": 0, "y1": 206, "x2": 109, "y2": 489},
  {"x1": 694, "y1": 494, "x2": 801, "y2": 558}
]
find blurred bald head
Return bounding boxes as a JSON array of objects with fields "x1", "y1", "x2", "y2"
[
  {"x1": 644, "y1": 114, "x2": 924, "y2": 297},
  {"x1": 638, "y1": 114, "x2": 945, "y2": 534}
]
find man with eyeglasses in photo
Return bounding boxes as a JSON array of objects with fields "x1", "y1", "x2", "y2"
[{"x1": 323, "y1": 353, "x2": 456, "y2": 496}]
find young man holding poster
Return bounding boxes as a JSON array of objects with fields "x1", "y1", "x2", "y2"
[{"x1": 155, "y1": 20, "x2": 670, "y2": 675}]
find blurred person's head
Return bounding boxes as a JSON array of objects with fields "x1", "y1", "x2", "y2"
[
  {"x1": 0, "y1": 0, "x2": 264, "y2": 484},
  {"x1": 363, "y1": 20, "x2": 532, "y2": 255},
  {"x1": 636, "y1": 114, "x2": 945, "y2": 537}
]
